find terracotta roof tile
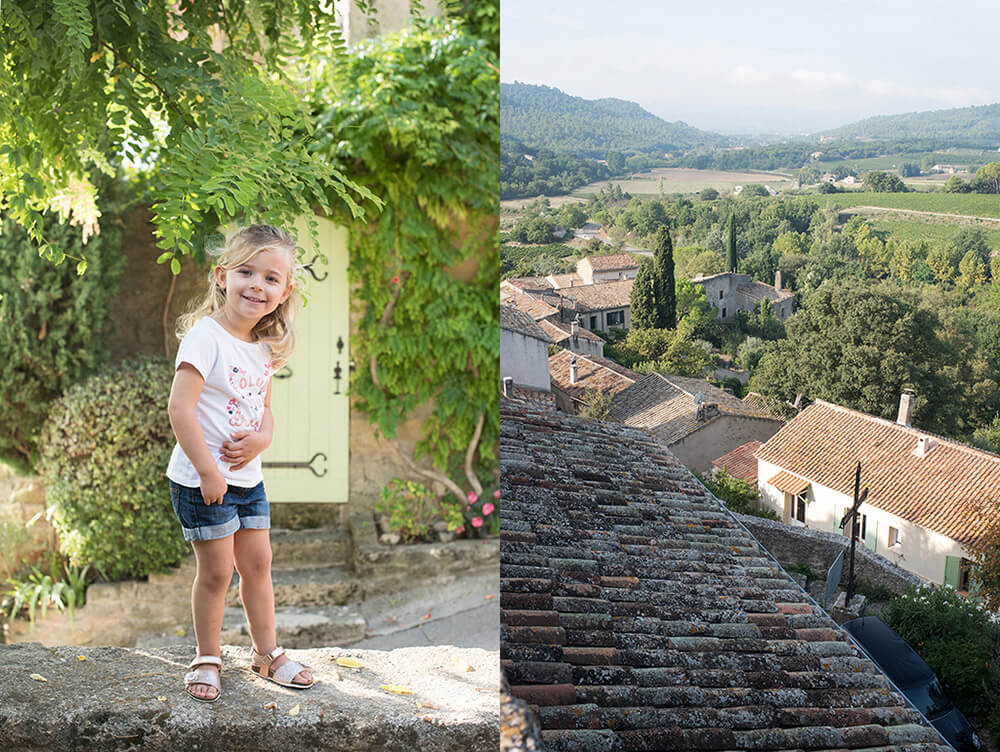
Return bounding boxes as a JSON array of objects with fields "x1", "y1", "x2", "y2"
[
  {"x1": 502, "y1": 276, "x2": 555, "y2": 293},
  {"x1": 713, "y1": 441, "x2": 763, "y2": 485},
  {"x1": 502, "y1": 290, "x2": 559, "y2": 320},
  {"x1": 500, "y1": 400, "x2": 949, "y2": 750},
  {"x1": 609, "y1": 373, "x2": 781, "y2": 444},
  {"x1": 547, "y1": 272, "x2": 585, "y2": 288},
  {"x1": 552, "y1": 279, "x2": 634, "y2": 311},
  {"x1": 583, "y1": 254, "x2": 639, "y2": 272},
  {"x1": 757, "y1": 400, "x2": 1000, "y2": 544},
  {"x1": 501, "y1": 306, "x2": 553, "y2": 343},
  {"x1": 537, "y1": 318, "x2": 605, "y2": 345},
  {"x1": 549, "y1": 350, "x2": 638, "y2": 401}
]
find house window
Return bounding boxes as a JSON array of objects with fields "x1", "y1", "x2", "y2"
[
  {"x1": 589, "y1": 315, "x2": 598, "y2": 329},
  {"x1": 721, "y1": 307, "x2": 727, "y2": 318},
  {"x1": 888, "y1": 526, "x2": 900, "y2": 547},
  {"x1": 960, "y1": 558, "x2": 972, "y2": 591},
  {"x1": 853, "y1": 513, "x2": 867, "y2": 542},
  {"x1": 606, "y1": 310, "x2": 624, "y2": 327},
  {"x1": 719, "y1": 290, "x2": 724, "y2": 300},
  {"x1": 794, "y1": 490, "x2": 807, "y2": 523}
]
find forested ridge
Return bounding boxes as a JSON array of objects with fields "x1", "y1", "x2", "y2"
[{"x1": 817, "y1": 103, "x2": 1000, "y2": 145}]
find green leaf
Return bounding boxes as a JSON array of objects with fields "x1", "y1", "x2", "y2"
[{"x1": 170, "y1": 258, "x2": 181, "y2": 275}]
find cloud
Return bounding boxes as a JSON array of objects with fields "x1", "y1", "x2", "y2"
[
  {"x1": 791, "y1": 69, "x2": 851, "y2": 90},
  {"x1": 729, "y1": 65, "x2": 772, "y2": 86}
]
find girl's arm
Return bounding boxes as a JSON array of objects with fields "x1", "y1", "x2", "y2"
[
  {"x1": 168, "y1": 363, "x2": 228, "y2": 504},
  {"x1": 220, "y1": 378, "x2": 273, "y2": 471}
]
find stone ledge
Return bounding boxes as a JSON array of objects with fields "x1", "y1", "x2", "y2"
[{"x1": 0, "y1": 643, "x2": 500, "y2": 751}]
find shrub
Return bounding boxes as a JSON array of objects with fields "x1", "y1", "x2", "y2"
[
  {"x1": 37, "y1": 356, "x2": 188, "y2": 581},
  {"x1": 376, "y1": 478, "x2": 439, "y2": 542},
  {"x1": 0, "y1": 184, "x2": 129, "y2": 473},
  {"x1": 883, "y1": 585, "x2": 1000, "y2": 718},
  {"x1": 440, "y1": 487, "x2": 499, "y2": 539},
  {"x1": 701, "y1": 468, "x2": 778, "y2": 520}
]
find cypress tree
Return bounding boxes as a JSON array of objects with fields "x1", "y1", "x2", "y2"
[
  {"x1": 726, "y1": 214, "x2": 738, "y2": 273},
  {"x1": 652, "y1": 227, "x2": 676, "y2": 328},
  {"x1": 629, "y1": 258, "x2": 657, "y2": 330}
]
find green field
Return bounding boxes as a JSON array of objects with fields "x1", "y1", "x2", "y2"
[
  {"x1": 869, "y1": 219, "x2": 1000, "y2": 247},
  {"x1": 819, "y1": 192, "x2": 1000, "y2": 218},
  {"x1": 571, "y1": 167, "x2": 795, "y2": 197},
  {"x1": 814, "y1": 149, "x2": 990, "y2": 173}
]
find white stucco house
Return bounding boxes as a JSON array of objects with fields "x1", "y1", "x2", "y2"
[
  {"x1": 754, "y1": 395, "x2": 1000, "y2": 588},
  {"x1": 500, "y1": 305, "x2": 553, "y2": 393}
]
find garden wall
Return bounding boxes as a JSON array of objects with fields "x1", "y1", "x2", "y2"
[{"x1": 735, "y1": 512, "x2": 924, "y2": 594}]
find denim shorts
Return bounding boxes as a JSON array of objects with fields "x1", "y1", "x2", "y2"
[{"x1": 169, "y1": 480, "x2": 270, "y2": 542}]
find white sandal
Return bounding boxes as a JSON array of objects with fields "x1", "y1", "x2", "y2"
[
  {"x1": 184, "y1": 655, "x2": 222, "y2": 702},
  {"x1": 251, "y1": 646, "x2": 315, "y2": 689}
]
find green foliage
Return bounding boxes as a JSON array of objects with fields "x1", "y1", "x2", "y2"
[
  {"x1": 375, "y1": 478, "x2": 439, "y2": 543},
  {"x1": 862, "y1": 171, "x2": 908, "y2": 193},
  {"x1": 884, "y1": 585, "x2": 1000, "y2": 718},
  {"x1": 312, "y1": 20, "x2": 498, "y2": 488},
  {"x1": 1, "y1": 0, "x2": 378, "y2": 265},
  {"x1": 701, "y1": 468, "x2": 778, "y2": 519},
  {"x1": 652, "y1": 227, "x2": 677, "y2": 328},
  {"x1": 0, "y1": 181, "x2": 127, "y2": 472},
  {"x1": 607, "y1": 325, "x2": 715, "y2": 378},
  {"x1": 500, "y1": 242, "x2": 576, "y2": 279},
  {"x1": 37, "y1": 356, "x2": 188, "y2": 581},
  {"x1": 726, "y1": 214, "x2": 737, "y2": 272},
  {"x1": 629, "y1": 258, "x2": 658, "y2": 330},
  {"x1": 579, "y1": 388, "x2": 611, "y2": 420},
  {"x1": 2, "y1": 552, "x2": 90, "y2": 628},
  {"x1": 439, "y1": 488, "x2": 499, "y2": 538}
]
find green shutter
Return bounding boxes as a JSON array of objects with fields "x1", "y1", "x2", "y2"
[
  {"x1": 943, "y1": 556, "x2": 961, "y2": 588},
  {"x1": 864, "y1": 518, "x2": 877, "y2": 552}
]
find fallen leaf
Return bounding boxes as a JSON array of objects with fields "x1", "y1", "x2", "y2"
[
  {"x1": 263, "y1": 702, "x2": 277, "y2": 710},
  {"x1": 383, "y1": 615, "x2": 399, "y2": 624},
  {"x1": 288, "y1": 704, "x2": 300, "y2": 716},
  {"x1": 77, "y1": 655, "x2": 87, "y2": 661},
  {"x1": 381, "y1": 684, "x2": 413, "y2": 695},
  {"x1": 336, "y1": 657, "x2": 363, "y2": 669},
  {"x1": 484, "y1": 594, "x2": 497, "y2": 600},
  {"x1": 157, "y1": 696, "x2": 167, "y2": 702},
  {"x1": 174, "y1": 627, "x2": 187, "y2": 637},
  {"x1": 419, "y1": 701, "x2": 439, "y2": 710},
  {"x1": 29, "y1": 673, "x2": 47, "y2": 682},
  {"x1": 421, "y1": 609, "x2": 432, "y2": 620}
]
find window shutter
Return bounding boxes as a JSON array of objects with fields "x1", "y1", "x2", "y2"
[
  {"x1": 943, "y1": 556, "x2": 961, "y2": 588},
  {"x1": 864, "y1": 518, "x2": 877, "y2": 552}
]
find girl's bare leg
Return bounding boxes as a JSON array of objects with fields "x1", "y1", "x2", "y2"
[
  {"x1": 233, "y1": 528, "x2": 312, "y2": 684},
  {"x1": 189, "y1": 535, "x2": 235, "y2": 700}
]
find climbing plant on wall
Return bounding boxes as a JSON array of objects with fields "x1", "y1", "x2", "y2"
[{"x1": 310, "y1": 16, "x2": 499, "y2": 499}]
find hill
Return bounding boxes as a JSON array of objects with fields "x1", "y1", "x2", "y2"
[
  {"x1": 816, "y1": 103, "x2": 1000, "y2": 147},
  {"x1": 501, "y1": 82, "x2": 730, "y2": 156}
]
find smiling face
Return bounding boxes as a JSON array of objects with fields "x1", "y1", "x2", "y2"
[{"x1": 214, "y1": 248, "x2": 294, "y2": 326}]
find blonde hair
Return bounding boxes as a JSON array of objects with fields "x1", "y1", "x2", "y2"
[{"x1": 176, "y1": 224, "x2": 300, "y2": 369}]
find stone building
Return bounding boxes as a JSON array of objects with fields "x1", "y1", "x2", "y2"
[{"x1": 692, "y1": 271, "x2": 795, "y2": 321}]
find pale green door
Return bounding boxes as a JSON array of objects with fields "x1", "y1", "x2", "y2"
[{"x1": 263, "y1": 215, "x2": 349, "y2": 503}]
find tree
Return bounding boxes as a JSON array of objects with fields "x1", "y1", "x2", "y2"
[
  {"x1": 700, "y1": 187, "x2": 719, "y2": 201},
  {"x1": 726, "y1": 214, "x2": 738, "y2": 273},
  {"x1": 606, "y1": 151, "x2": 627, "y2": 175},
  {"x1": 957, "y1": 250, "x2": 988, "y2": 290},
  {"x1": 629, "y1": 258, "x2": 658, "y2": 330},
  {"x1": 652, "y1": 226, "x2": 677, "y2": 328},
  {"x1": 900, "y1": 162, "x2": 920, "y2": 177},
  {"x1": 943, "y1": 175, "x2": 971, "y2": 193},
  {"x1": 862, "y1": 171, "x2": 907, "y2": 193},
  {"x1": 975, "y1": 162, "x2": 1000, "y2": 194}
]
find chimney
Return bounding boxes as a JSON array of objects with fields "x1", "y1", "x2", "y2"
[
  {"x1": 570, "y1": 356, "x2": 578, "y2": 384},
  {"x1": 502, "y1": 377, "x2": 513, "y2": 398},
  {"x1": 571, "y1": 317, "x2": 579, "y2": 336},
  {"x1": 897, "y1": 389, "x2": 914, "y2": 426},
  {"x1": 913, "y1": 435, "x2": 936, "y2": 458},
  {"x1": 774, "y1": 270, "x2": 783, "y2": 290}
]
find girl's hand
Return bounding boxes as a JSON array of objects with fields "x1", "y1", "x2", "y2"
[
  {"x1": 220, "y1": 430, "x2": 270, "y2": 471},
  {"x1": 199, "y1": 468, "x2": 228, "y2": 506}
]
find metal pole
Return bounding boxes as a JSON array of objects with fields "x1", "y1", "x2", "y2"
[{"x1": 847, "y1": 462, "x2": 860, "y2": 604}]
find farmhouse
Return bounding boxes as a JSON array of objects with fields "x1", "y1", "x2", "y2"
[
  {"x1": 608, "y1": 373, "x2": 784, "y2": 472},
  {"x1": 691, "y1": 271, "x2": 795, "y2": 321},
  {"x1": 500, "y1": 398, "x2": 951, "y2": 752},
  {"x1": 754, "y1": 396, "x2": 1000, "y2": 588},
  {"x1": 500, "y1": 305, "x2": 553, "y2": 394}
]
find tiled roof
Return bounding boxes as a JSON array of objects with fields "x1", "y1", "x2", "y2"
[
  {"x1": 502, "y1": 292, "x2": 559, "y2": 321},
  {"x1": 553, "y1": 279, "x2": 634, "y2": 311},
  {"x1": 548, "y1": 350, "x2": 637, "y2": 402},
  {"x1": 737, "y1": 280, "x2": 795, "y2": 304},
  {"x1": 507, "y1": 385, "x2": 557, "y2": 410},
  {"x1": 583, "y1": 253, "x2": 639, "y2": 272},
  {"x1": 743, "y1": 392, "x2": 796, "y2": 420},
  {"x1": 501, "y1": 306, "x2": 553, "y2": 343},
  {"x1": 756, "y1": 400, "x2": 1000, "y2": 545},
  {"x1": 712, "y1": 441, "x2": 762, "y2": 485},
  {"x1": 502, "y1": 276, "x2": 556, "y2": 293},
  {"x1": 609, "y1": 373, "x2": 781, "y2": 444},
  {"x1": 768, "y1": 470, "x2": 811, "y2": 495},
  {"x1": 500, "y1": 400, "x2": 949, "y2": 751},
  {"x1": 537, "y1": 319, "x2": 605, "y2": 345},
  {"x1": 547, "y1": 272, "x2": 585, "y2": 289}
]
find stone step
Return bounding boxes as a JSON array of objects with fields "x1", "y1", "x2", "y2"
[
  {"x1": 226, "y1": 565, "x2": 361, "y2": 608},
  {"x1": 220, "y1": 605, "x2": 367, "y2": 649},
  {"x1": 269, "y1": 526, "x2": 351, "y2": 568}
]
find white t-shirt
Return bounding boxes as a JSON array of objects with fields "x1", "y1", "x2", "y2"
[{"x1": 166, "y1": 316, "x2": 273, "y2": 488}]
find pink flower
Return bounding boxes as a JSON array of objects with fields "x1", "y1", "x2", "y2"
[
  {"x1": 456, "y1": 525, "x2": 464, "y2": 534},
  {"x1": 466, "y1": 505, "x2": 471, "y2": 511},
  {"x1": 467, "y1": 491, "x2": 478, "y2": 503},
  {"x1": 493, "y1": 490, "x2": 501, "y2": 499},
  {"x1": 482, "y1": 503, "x2": 494, "y2": 515},
  {"x1": 392, "y1": 275, "x2": 400, "y2": 284},
  {"x1": 471, "y1": 516, "x2": 483, "y2": 528}
]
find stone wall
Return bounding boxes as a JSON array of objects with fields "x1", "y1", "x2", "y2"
[
  {"x1": 735, "y1": 513, "x2": 924, "y2": 595},
  {"x1": 0, "y1": 465, "x2": 54, "y2": 578},
  {"x1": 669, "y1": 415, "x2": 784, "y2": 474}
]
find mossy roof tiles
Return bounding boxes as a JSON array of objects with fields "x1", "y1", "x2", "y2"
[{"x1": 499, "y1": 399, "x2": 950, "y2": 751}]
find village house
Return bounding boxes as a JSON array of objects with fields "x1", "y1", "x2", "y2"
[
  {"x1": 500, "y1": 305, "x2": 553, "y2": 394},
  {"x1": 548, "y1": 349, "x2": 638, "y2": 413},
  {"x1": 576, "y1": 253, "x2": 639, "y2": 285},
  {"x1": 753, "y1": 394, "x2": 1000, "y2": 588},
  {"x1": 500, "y1": 289, "x2": 605, "y2": 357},
  {"x1": 608, "y1": 373, "x2": 784, "y2": 472},
  {"x1": 692, "y1": 271, "x2": 795, "y2": 321},
  {"x1": 500, "y1": 397, "x2": 952, "y2": 752}
]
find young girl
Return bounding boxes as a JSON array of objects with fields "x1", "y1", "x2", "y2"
[{"x1": 166, "y1": 224, "x2": 315, "y2": 702}]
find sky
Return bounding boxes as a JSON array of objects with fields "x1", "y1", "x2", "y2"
[{"x1": 500, "y1": 0, "x2": 1000, "y2": 135}]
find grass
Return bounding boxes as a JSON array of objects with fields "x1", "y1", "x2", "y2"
[
  {"x1": 869, "y1": 219, "x2": 1000, "y2": 247},
  {"x1": 572, "y1": 167, "x2": 795, "y2": 197},
  {"x1": 814, "y1": 149, "x2": 990, "y2": 173},
  {"x1": 819, "y1": 191, "x2": 1000, "y2": 218}
]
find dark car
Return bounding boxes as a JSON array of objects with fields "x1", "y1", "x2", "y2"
[{"x1": 842, "y1": 616, "x2": 980, "y2": 751}]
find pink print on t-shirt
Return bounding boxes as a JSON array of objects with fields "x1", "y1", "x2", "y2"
[{"x1": 226, "y1": 361, "x2": 272, "y2": 431}]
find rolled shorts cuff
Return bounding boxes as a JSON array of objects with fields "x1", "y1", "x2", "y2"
[{"x1": 181, "y1": 516, "x2": 241, "y2": 542}]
